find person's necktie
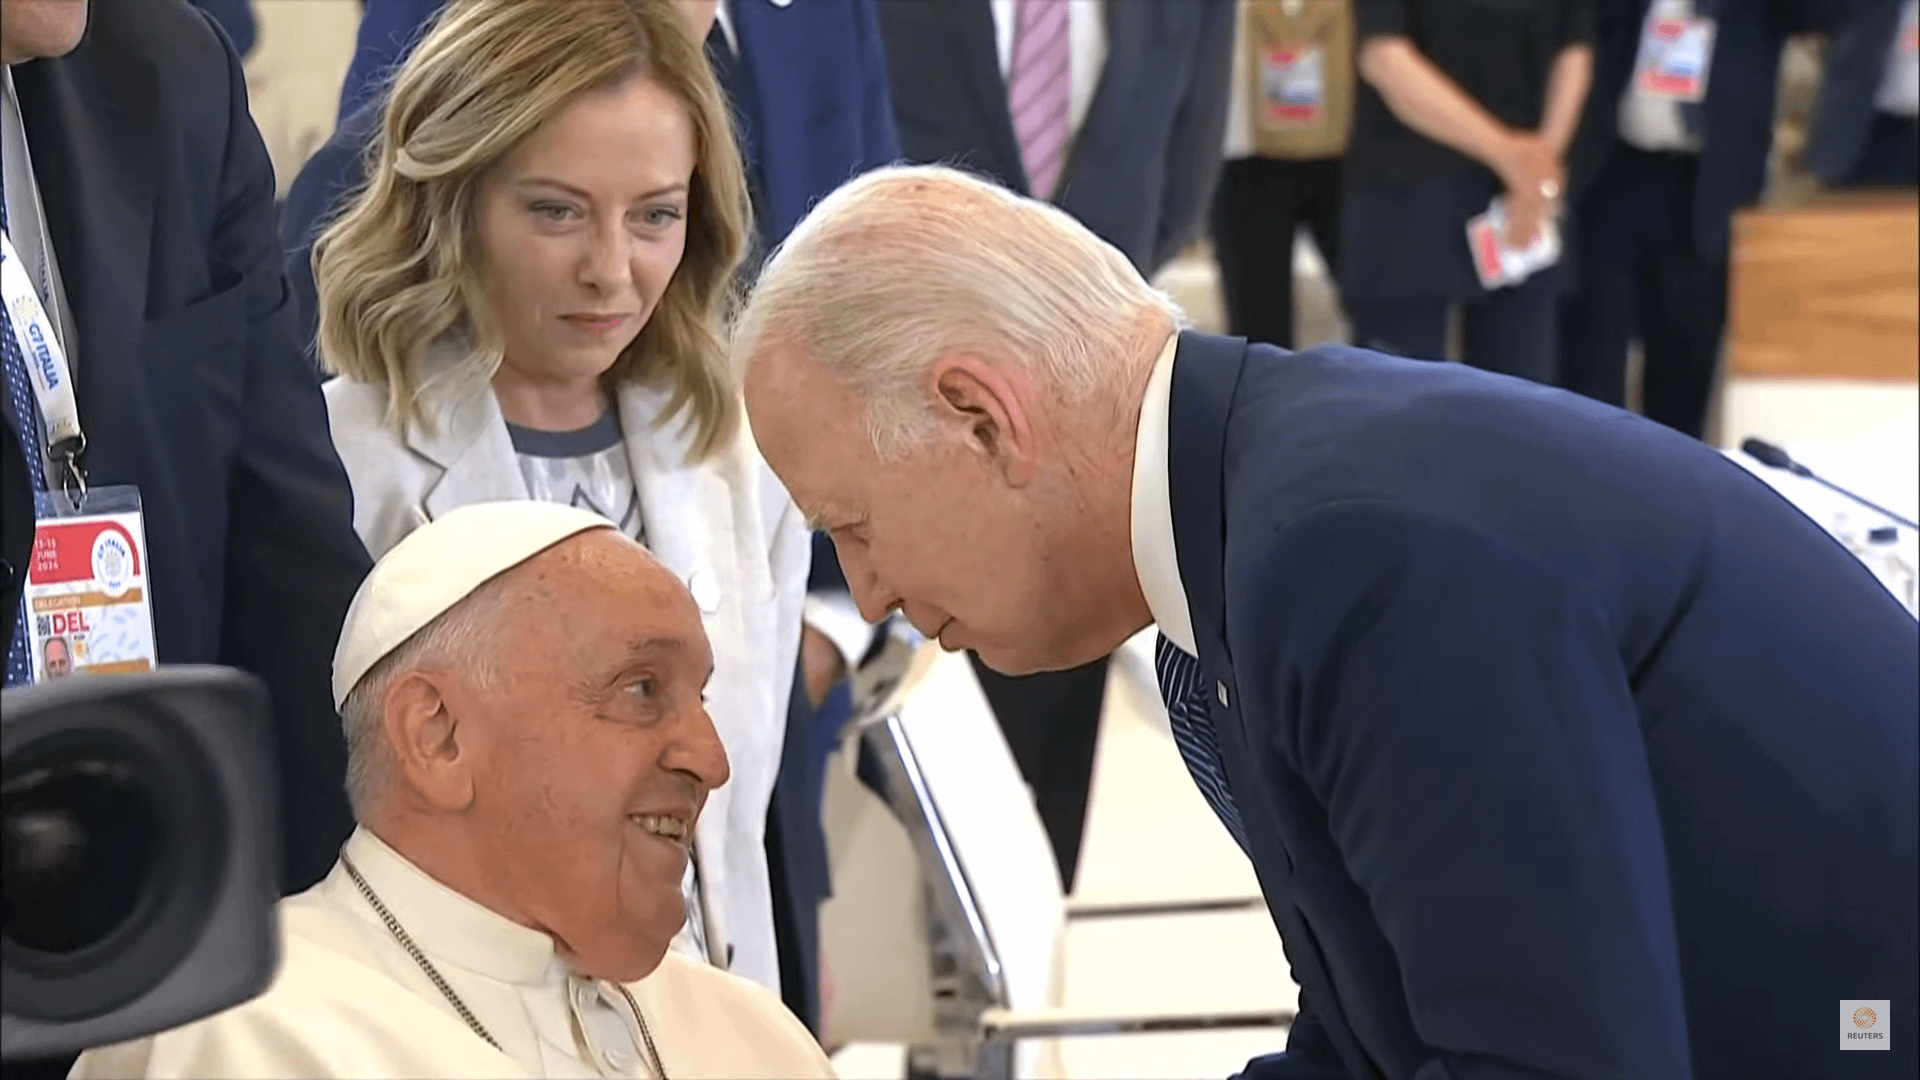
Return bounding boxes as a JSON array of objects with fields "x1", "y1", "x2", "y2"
[
  {"x1": 1153, "y1": 634, "x2": 1249, "y2": 851},
  {"x1": 1, "y1": 171, "x2": 50, "y2": 687},
  {"x1": 1007, "y1": 0, "x2": 1072, "y2": 200}
]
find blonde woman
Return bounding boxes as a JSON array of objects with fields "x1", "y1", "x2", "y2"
[{"x1": 313, "y1": 0, "x2": 805, "y2": 996}]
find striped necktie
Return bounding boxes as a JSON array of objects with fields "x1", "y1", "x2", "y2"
[
  {"x1": 2, "y1": 170, "x2": 50, "y2": 687},
  {"x1": 1008, "y1": 0, "x2": 1072, "y2": 200},
  {"x1": 1153, "y1": 634, "x2": 1249, "y2": 851}
]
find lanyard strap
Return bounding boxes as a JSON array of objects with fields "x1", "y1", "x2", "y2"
[{"x1": 1, "y1": 228, "x2": 85, "y2": 496}]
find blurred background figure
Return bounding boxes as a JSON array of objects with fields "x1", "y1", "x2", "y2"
[
  {"x1": 1805, "y1": 0, "x2": 1917, "y2": 190},
  {"x1": 1212, "y1": 0, "x2": 1353, "y2": 349},
  {"x1": 191, "y1": 0, "x2": 257, "y2": 58},
  {"x1": 875, "y1": 0, "x2": 1235, "y2": 895},
  {"x1": 1557, "y1": 0, "x2": 1813, "y2": 438},
  {"x1": 1339, "y1": 0, "x2": 1594, "y2": 383}
]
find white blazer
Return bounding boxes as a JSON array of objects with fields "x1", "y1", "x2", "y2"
[{"x1": 322, "y1": 340, "x2": 808, "y2": 995}]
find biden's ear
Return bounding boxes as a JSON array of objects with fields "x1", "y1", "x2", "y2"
[
  {"x1": 383, "y1": 673, "x2": 477, "y2": 813},
  {"x1": 929, "y1": 354, "x2": 1039, "y2": 487}
]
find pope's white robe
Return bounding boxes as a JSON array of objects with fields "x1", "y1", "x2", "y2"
[{"x1": 68, "y1": 829, "x2": 835, "y2": 1080}]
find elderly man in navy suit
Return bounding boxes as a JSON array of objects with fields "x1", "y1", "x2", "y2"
[{"x1": 734, "y1": 164, "x2": 1918, "y2": 1080}]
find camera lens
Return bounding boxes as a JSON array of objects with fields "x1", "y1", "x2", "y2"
[{"x1": 3, "y1": 746, "x2": 159, "y2": 956}]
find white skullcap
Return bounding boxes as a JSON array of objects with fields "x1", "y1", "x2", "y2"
[{"x1": 331, "y1": 501, "x2": 616, "y2": 708}]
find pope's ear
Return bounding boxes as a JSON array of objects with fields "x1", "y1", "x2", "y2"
[{"x1": 381, "y1": 672, "x2": 475, "y2": 812}]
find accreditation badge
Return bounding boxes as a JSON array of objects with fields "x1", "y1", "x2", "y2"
[
  {"x1": 1633, "y1": 0, "x2": 1716, "y2": 103},
  {"x1": 24, "y1": 486, "x2": 158, "y2": 682},
  {"x1": 1260, "y1": 42, "x2": 1327, "y2": 129}
]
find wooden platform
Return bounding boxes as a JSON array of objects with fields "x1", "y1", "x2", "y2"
[{"x1": 1727, "y1": 192, "x2": 1920, "y2": 382}]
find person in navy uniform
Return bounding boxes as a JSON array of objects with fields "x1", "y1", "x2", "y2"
[
  {"x1": 1557, "y1": 0, "x2": 1818, "y2": 438},
  {"x1": 1337, "y1": 0, "x2": 1594, "y2": 383}
]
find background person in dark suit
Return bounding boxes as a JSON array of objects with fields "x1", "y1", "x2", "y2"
[
  {"x1": 1338, "y1": 0, "x2": 1593, "y2": 383},
  {"x1": 734, "y1": 164, "x2": 1918, "y2": 1080},
  {"x1": 875, "y1": 0, "x2": 1234, "y2": 891},
  {"x1": 1805, "y1": 0, "x2": 1918, "y2": 189},
  {"x1": 4, "y1": 0, "x2": 371, "y2": 1076},
  {"x1": 275, "y1": 0, "x2": 900, "y2": 1033},
  {"x1": 1558, "y1": 0, "x2": 1814, "y2": 439}
]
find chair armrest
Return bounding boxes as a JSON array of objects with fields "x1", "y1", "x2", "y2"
[
  {"x1": 1063, "y1": 895, "x2": 1266, "y2": 921},
  {"x1": 978, "y1": 1004, "x2": 1294, "y2": 1041}
]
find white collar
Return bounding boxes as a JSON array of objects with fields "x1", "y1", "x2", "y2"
[
  {"x1": 1129, "y1": 332, "x2": 1198, "y2": 656},
  {"x1": 334, "y1": 826, "x2": 568, "y2": 987}
]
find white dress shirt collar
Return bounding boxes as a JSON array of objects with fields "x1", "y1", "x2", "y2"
[
  {"x1": 341, "y1": 826, "x2": 566, "y2": 987},
  {"x1": 1130, "y1": 332, "x2": 1198, "y2": 657}
]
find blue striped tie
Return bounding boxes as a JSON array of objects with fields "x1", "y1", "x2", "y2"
[
  {"x1": 1153, "y1": 634, "x2": 1249, "y2": 851},
  {"x1": 1, "y1": 173, "x2": 50, "y2": 687}
]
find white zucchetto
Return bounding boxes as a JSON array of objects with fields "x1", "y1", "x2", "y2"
[{"x1": 331, "y1": 500, "x2": 615, "y2": 708}]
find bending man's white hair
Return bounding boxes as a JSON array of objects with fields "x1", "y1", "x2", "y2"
[{"x1": 731, "y1": 164, "x2": 1187, "y2": 459}]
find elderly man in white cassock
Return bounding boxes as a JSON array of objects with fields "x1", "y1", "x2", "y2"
[{"x1": 68, "y1": 501, "x2": 835, "y2": 1079}]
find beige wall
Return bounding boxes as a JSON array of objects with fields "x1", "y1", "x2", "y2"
[{"x1": 243, "y1": 0, "x2": 362, "y2": 197}]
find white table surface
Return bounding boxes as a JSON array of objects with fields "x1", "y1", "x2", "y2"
[{"x1": 1722, "y1": 425, "x2": 1919, "y2": 616}]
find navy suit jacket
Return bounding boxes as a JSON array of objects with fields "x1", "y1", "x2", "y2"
[
  {"x1": 1569, "y1": 0, "x2": 1813, "y2": 261},
  {"x1": 1804, "y1": 0, "x2": 1906, "y2": 185},
  {"x1": 12, "y1": 0, "x2": 370, "y2": 893},
  {"x1": 190, "y1": 0, "x2": 257, "y2": 57},
  {"x1": 1163, "y1": 331, "x2": 1917, "y2": 1079},
  {"x1": 877, "y1": 0, "x2": 1235, "y2": 277}
]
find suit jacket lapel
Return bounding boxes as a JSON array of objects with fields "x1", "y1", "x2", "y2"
[
  {"x1": 1166, "y1": 330, "x2": 1380, "y2": 1075},
  {"x1": 404, "y1": 342, "x2": 527, "y2": 519},
  {"x1": 12, "y1": 41, "x2": 159, "y2": 438}
]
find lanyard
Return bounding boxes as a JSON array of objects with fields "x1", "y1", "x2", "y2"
[{"x1": 1, "y1": 228, "x2": 85, "y2": 497}]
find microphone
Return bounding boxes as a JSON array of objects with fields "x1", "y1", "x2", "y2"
[{"x1": 1741, "y1": 438, "x2": 1918, "y2": 531}]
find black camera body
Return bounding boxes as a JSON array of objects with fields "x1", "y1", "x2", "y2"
[{"x1": 2, "y1": 668, "x2": 282, "y2": 1061}]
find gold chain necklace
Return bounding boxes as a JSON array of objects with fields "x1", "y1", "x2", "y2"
[{"x1": 339, "y1": 854, "x2": 668, "y2": 1078}]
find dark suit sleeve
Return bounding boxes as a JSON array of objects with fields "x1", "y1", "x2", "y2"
[
  {"x1": 202, "y1": 17, "x2": 372, "y2": 892},
  {"x1": 1356, "y1": 0, "x2": 1412, "y2": 41},
  {"x1": 1151, "y1": 0, "x2": 1238, "y2": 275},
  {"x1": 853, "y1": 0, "x2": 904, "y2": 169},
  {"x1": 337, "y1": 0, "x2": 445, "y2": 125},
  {"x1": 1247, "y1": 503, "x2": 1693, "y2": 1079},
  {"x1": 1232, "y1": 993, "x2": 1355, "y2": 1080},
  {"x1": 279, "y1": 103, "x2": 380, "y2": 369}
]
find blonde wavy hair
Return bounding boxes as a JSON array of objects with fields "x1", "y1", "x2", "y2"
[{"x1": 314, "y1": 0, "x2": 750, "y2": 459}]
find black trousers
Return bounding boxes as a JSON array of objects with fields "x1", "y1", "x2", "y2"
[
  {"x1": 969, "y1": 653, "x2": 1110, "y2": 893},
  {"x1": 1346, "y1": 264, "x2": 1564, "y2": 385},
  {"x1": 1210, "y1": 156, "x2": 1344, "y2": 348},
  {"x1": 1559, "y1": 143, "x2": 1727, "y2": 440}
]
